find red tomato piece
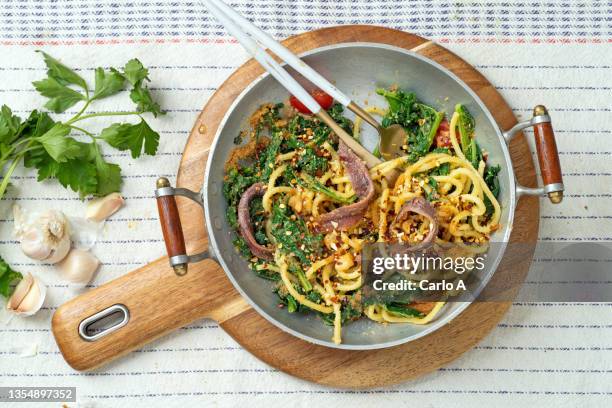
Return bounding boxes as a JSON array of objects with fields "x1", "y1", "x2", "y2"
[
  {"x1": 435, "y1": 119, "x2": 452, "y2": 148},
  {"x1": 289, "y1": 89, "x2": 334, "y2": 114},
  {"x1": 311, "y1": 89, "x2": 334, "y2": 110}
]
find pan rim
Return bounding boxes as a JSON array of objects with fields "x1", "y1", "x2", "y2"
[{"x1": 203, "y1": 41, "x2": 516, "y2": 350}]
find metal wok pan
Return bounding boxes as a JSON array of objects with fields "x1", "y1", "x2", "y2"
[{"x1": 156, "y1": 43, "x2": 563, "y2": 350}]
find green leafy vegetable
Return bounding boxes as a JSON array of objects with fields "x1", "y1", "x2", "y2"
[
  {"x1": 270, "y1": 202, "x2": 323, "y2": 266},
  {"x1": 0, "y1": 51, "x2": 164, "y2": 200},
  {"x1": 36, "y1": 51, "x2": 87, "y2": 89},
  {"x1": 430, "y1": 147, "x2": 451, "y2": 176},
  {"x1": 122, "y1": 59, "x2": 150, "y2": 86},
  {"x1": 0, "y1": 257, "x2": 22, "y2": 298},
  {"x1": 32, "y1": 77, "x2": 86, "y2": 113},
  {"x1": 101, "y1": 119, "x2": 159, "y2": 158},
  {"x1": 259, "y1": 131, "x2": 283, "y2": 181},
  {"x1": 465, "y1": 139, "x2": 482, "y2": 169},
  {"x1": 92, "y1": 68, "x2": 125, "y2": 100},
  {"x1": 426, "y1": 176, "x2": 438, "y2": 202},
  {"x1": 376, "y1": 88, "x2": 419, "y2": 128},
  {"x1": 376, "y1": 87, "x2": 444, "y2": 162},
  {"x1": 483, "y1": 164, "x2": 501, "y2": 216},
  {"x1": 223, "y1": 166, "x2": 258, "y2": 229},
  {"x1": 455, "y1": 103, "x2": 475, "y2": 153},
  {"x1": 407, "y1": 104, "x2": 444, "y2": 162},
  {"x1": 385, "y1": 303, "x2": 424, "y2": 318},
  {"x1": 327, "y1": 103, "x2": 353, "y2": 135},
  {"x1": 292, "y1": 170, "x2": 356, "y2": 204},
  {"x1": 290, "y1": 264, "x2": 312, "y2": 292}
]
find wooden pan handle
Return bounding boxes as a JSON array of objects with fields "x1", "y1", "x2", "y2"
[
  {"x1": 156, "y1": 177, "x2": 188, "y2": 275},
  {"x1": 532, "y1": 105, "x2": 564, "y2": 203}
]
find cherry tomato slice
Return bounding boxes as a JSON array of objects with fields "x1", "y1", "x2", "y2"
[
  {"x1": 289, "y1": 89, "x2": 334, "y2": 114},
  {"x1": 434, "y1": 119, "x2": 452, "y2": 148},
  {"x1": 311, "y1": 89, "x2": 334, "y2": 110}
]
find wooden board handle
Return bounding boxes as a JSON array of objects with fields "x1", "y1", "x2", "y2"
[{"x1": 51, "y1": 256, "x2": 229, "y2": 371}]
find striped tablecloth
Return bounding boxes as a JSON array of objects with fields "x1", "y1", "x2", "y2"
[{"x1": 1, "y1": 1, "x2": 610, "y2": 407}]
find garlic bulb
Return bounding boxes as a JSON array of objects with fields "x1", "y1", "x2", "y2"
[
  {"x1": 86, "y1": 193, "x2": 124, "y2": 222},
  {"x1": 7, "y1": 273, "x2": 46, "y2": 316},
  {"x1": 14, "y1": 206, "x2": 71, "y2": 264},
  {"x1": 56, "y1": 249, "x2": 100, "y2": 287}
]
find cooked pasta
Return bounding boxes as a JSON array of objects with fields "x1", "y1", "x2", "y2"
[{"x1": 223, "y1": 88, "x2": 502, "y2": 344}]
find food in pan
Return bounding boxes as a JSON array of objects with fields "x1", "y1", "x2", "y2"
[{"x1": 223, "y1": 87, "x2": 501, "y2": 344}]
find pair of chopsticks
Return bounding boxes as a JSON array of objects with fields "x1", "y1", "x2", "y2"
[{"x1": 202, "y1": 0, "x2": 381, "y2": 168}]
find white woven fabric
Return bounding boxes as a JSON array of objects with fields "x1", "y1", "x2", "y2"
[{"x1": 0, "y1": 1, "x2": 610, "y2": 406}]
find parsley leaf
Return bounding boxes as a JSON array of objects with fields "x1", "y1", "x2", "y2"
[
  {"x1": 0, "y1": 105, "x2": 22, "y2": 143},
  {"x1": 100, "y1": 119, "x2": 160, "y2": 158},
  {"x1": 36, "y1": 50, "x2": 87, "y2": 90},
  {"x1": 129, "y1": 86, "x2": 163, "y2": 117},
  {"x1": 93, "y1": 153, "x2": 122, "y2": 196},
  {"x1": 123, "y1": 59, "x2": 149, "y2": 86},
  {"x1": 92, "y1": 68, "x2": 125, "y2": 100},
  {"x1": 24, "y1": 146, "x2": 60, "y2": 181},
  {"x1": 32, "y1": 77, "x2": 86, "y2": 113},
  {"x1": 0, "y1": 257, "x2": 22, "y2": 298},
  {"x1": 35, "y1": 123, "x2": 80, "y2": 162},
  {"x1": 56, "y1": 156, "x2": 98, "y2": 197}
]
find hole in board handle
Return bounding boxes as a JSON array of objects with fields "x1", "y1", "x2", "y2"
[{"x1": 78, "y1": 304, "x2": 130, "y2": 342}]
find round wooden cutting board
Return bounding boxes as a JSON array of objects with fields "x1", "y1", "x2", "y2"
[
  {"x1": 178, "y1": 26, "x2": 539, "y2": 386},
  {"x1": 52, "y1": 25, "x2": 539, "y2": 388}
]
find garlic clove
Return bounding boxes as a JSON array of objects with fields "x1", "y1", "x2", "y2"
[
  {"x1": 20, "y1": 228, "x2": 52, "y2": 260},
  {"x1": 7, "y1": 273, "x2": 33, "y2": 310},
  {"x1": 7, "y1": 273, "x2": 46, "y2": 316},
  {"x1": 56, "y1": 249, "x2": 100, "y2": 287},
  {"x1": 86, "y1": 193, "x2": 124, "y2": 222},
  {"x1": 45, "y1": 233, "x2": 71, "y2": 264}
]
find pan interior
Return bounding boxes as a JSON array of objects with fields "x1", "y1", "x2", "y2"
[{"x1": 204, "y1": 43, "x2": 514, "y2": 349}]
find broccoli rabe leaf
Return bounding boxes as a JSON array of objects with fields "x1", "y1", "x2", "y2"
[
  {"x1": 465, "y1": 139, "x2": 482, "y2": 169},
  {"x1": 376, "y1": 88, "x2": 419, "y2": 128},
  {"x1": 377, "y1": 87, "x2": 444, "y2": 162},
  {"x1": 327, "y1": 103, "x2": 353, "y2": 134},
  {"x1": 455, "y1": 103, "x2": 475, "y2": 153},
  {"x1": 270, "y1": 202, "x2": 323, "y2": 266},
  {"x1": 385, "y1": 303, "x2": 424, "y2": 318},
  {"x1": 483, "y1": 164, "x2": 501, "y2": 216}
]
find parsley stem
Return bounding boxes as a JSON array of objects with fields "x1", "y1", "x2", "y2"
[
  {"x1": 68, "y1": 125, "x2": 95, "y2": 137},
  {"x1": 69, "y1": 98, "x2": 91, "y2": 124},
  {"x1": 0, "y1": 155, "x2": 22, "y2": 200},
  {"x1": 67, "y1": 111, "x2": 141, "y2": 124}
]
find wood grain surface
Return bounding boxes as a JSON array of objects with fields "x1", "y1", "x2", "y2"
[
  {"x1": 534, "y1": 121, "x2": 563, "y2": 186},
  {"x1": 52, "y1": 25, "x2": 539, "y2": 387}
]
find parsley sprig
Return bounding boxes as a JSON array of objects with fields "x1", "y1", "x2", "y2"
[{"x1": 0, "y1": 51, "x2": 164, "y2": 199}]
